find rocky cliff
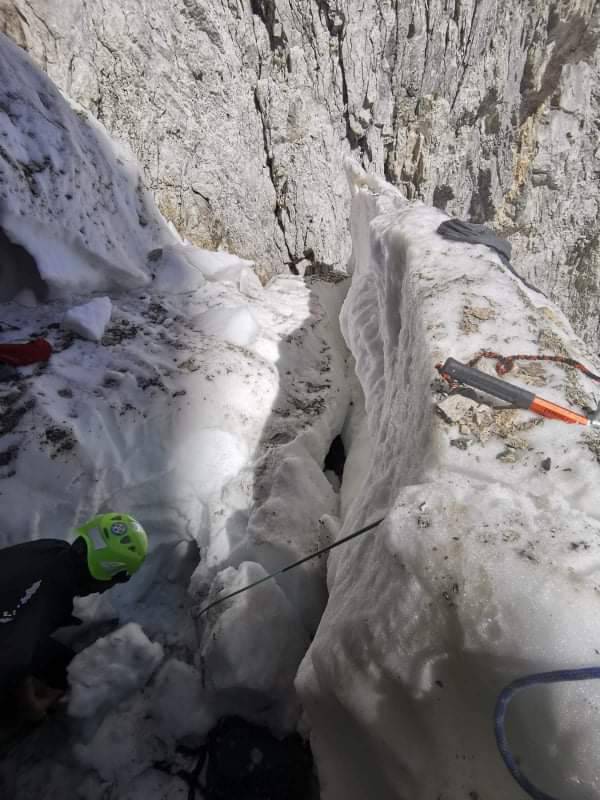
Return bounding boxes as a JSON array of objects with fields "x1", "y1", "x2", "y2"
[{"x1": 4, "y1": 0, "x2": 600, "y2": 345}]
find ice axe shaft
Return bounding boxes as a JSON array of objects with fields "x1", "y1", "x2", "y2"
[{"x1": 439, "y1": 358, "x2": 592, "y2": 426}]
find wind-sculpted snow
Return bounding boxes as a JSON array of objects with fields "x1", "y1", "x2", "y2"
[
  {"x1": 296, "y1": 161, "x2": 600, "y2": 799},
  {"x1": 0, "y1": 33, "x2": 177, "y2": 301}
]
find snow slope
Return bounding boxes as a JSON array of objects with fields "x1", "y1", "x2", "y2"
[
  {"x1": 0, "y1": 32, "x2": 177, "y2": 300},
  {"x1": 297, "y1": 161, "x2": 600, "y2": 799}
]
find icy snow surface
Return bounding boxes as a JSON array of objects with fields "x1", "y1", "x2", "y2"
[{"x1": 296, "y1": 161, "x2": 600, "y2": 799}]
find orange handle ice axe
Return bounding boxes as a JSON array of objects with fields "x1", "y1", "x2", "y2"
[{"x1": 438, "y1": 358, "x2": 599, "y2": 426}]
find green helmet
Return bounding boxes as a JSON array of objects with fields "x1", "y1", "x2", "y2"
[{"x1": 74, "y1": 513, "x2": 148, "y2": 581}]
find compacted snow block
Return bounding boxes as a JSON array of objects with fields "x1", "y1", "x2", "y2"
[
  {"x1": 200, "y1": 561, "x2": 310, "y2": 701},
  {"x1": 180, "y1": 247, "x2": 255, "y2": 283},
  {"x1": 151, "y1": 659, "x2": 215, "y2": 740},
  {"x1": 68, "y1": 622, "x2": 164, "y2": 718},
  {"x1": 62, "y1": 297, "x2": 112, "y2": 342}
]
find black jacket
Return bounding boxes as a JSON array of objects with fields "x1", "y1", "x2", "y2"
[{"x1": 0, "y1": 539, "x2": 83, "y2": 691}]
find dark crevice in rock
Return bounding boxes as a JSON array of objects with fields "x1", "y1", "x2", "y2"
[
  {"x1": 324, "y1": 434, "x2": 346, "y2": 480},
  {"x1": 520, "y1": 9, "x2": 600, "y2": 124},
  {"x1": 317, "y1": 2, "x2": 370, "y2": 158},
  {"x1": 339, "y1": 36, "x2": 371, "y2": 157},
  {"x1": 250, "y1": 0, "x2": 288, "y2": 53},
  {"x1": 0, "y1": 227, "x2": 48, "y2": 302},
  {"x1": 433, "y1": 184, "x2": 455, "y2": 211},
  {"x1": 383, "y1": 7, "x2": 402, "y2": 185},
  {"x1": 253, "y1": 87, "x2": 294, "y2": 268},
  {"x1": 450, "y1": 0, "x2": 481, "y2": 112},
  {"x1": 468, "y1": 167, "x2": 494, "y2": 222}
]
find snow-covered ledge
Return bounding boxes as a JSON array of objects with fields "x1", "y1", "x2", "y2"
[{"x1": 297, "y1": 161, "x2": 600, "y2": 799}]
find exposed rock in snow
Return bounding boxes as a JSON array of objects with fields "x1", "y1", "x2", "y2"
[
  {"x1": 62, "y1": 297, "x2": 112, "y2": 342},
  {"x1": 68, "y1": 623, "x2": 164, "y2": 719},
  {"x1": 7, "y1": 2, "x2": 600, "y2": 346},
  {"x1": 296, "y1": 161, "x2": 600, "y2": 799}
]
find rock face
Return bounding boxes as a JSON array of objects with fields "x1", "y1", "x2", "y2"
[{"x1": 4, "y1": 1, "x2": 600, "y2": 344}]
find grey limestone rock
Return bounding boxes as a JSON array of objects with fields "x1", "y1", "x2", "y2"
[{"x1": 4, "y1": 0, "x2": 600, "y2": 344}]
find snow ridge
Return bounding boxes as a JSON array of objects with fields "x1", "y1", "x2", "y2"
[{"x1": 297, "y1": 161, "x2": 600, "y2": 799}]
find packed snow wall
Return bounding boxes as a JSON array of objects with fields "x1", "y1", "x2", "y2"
[
  {"x1": 5, "y1": 1, "x2": 600, "y2": 348},
  {"x1": 296, "y1": 161, "x2": 600, "y2": 799}
]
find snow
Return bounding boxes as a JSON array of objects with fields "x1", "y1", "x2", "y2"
[
  {"x1": 151, "y1": 658, "x2": 215, "y2": 741},
  {"x1": 0, "y1": 33, "x2": 179, "y2": 301},
  {"x1": 62, "y1": 297, "x2": 112, "y2": 342},
  {"x1": 68, "y1": 623, "x2": 164, "y2": 719},
  {"x1": 199, "y1": 560, "x2": 310, "y2": 728},
  {"x1": 295, "y1": 160, "x2": 600, "y2": 799},
  {"x1": 3, "y1": 30, "x2": 600, "y2": 799},
  {"x1": 191, "y1": 305, "x2": 259, "y2": 347}
]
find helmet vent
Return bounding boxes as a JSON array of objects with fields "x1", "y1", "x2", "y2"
[
  {"x1": 121, "y1": 535, "x2": 132, "y2": 544},
  {"x1": 88, "y1": 527, "x2": 106, "y2": 551}
]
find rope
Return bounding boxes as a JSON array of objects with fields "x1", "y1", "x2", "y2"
[
  {"x1": 196, "y1": 517, "x2": 385, "y2": 617},
  {"x1": 469, "y1": 351, "x2": 600, "y2": 383},
  {"x1": 495, "y1": 666, "x2": 600, "y2": 800}
]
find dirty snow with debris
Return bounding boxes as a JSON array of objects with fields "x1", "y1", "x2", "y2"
[{"x1": 296, "y1": 161, "x2": 600, "y2": 800}]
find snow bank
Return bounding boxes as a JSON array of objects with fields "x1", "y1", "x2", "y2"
[
  {"x1": 0, "y1": 33, "x2": 179, "y2": 300},
  {"x1": 68, "y1": 623, "x2": 164, "y2": 719},
  {"x1": 200, "y1": 561, "x2": 310, "y2": 710},
  {"x1": 151, "y1": 659, "x2": 215, "y2": 741},
  {"x1": 296, "y1": 161, "x2": 600, "y2": 798}
]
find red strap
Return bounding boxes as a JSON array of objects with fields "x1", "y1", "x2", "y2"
[
  {"x1": 0, "y1": 338, "x2": 53, "y2": 366},
  {"x1": 467, "y1": 350, "x2": 600, "y2": 382}
]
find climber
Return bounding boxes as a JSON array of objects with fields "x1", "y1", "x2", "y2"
[{"x1": 0, "y1": 513, "x2": 148, "y2": 723}]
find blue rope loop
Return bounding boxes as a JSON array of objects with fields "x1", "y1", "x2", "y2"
[{"x1": 494, "y1": 666, "x2": 600, "y2": 800}]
